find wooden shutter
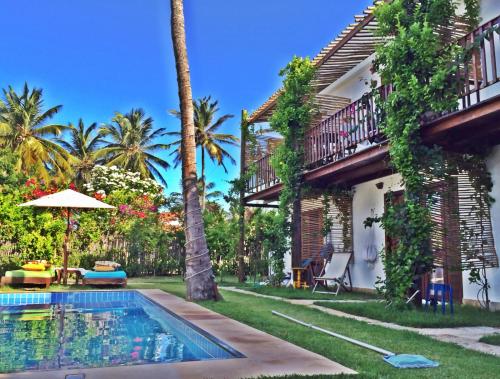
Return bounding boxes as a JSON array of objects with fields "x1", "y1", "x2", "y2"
[
  {"x1": 301, "y1": 193, "x2": 353, "y2": 263},
  {"x1": 301, "y1": 197, "x2": 323, "y2": 263},
  {"x1": 457, "y1": 172, "x2": 499, "y2": 269}
]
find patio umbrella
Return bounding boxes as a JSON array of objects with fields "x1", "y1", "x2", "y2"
[{"x1": 19, "y1": 189, "x2": 115, "y2": 285}]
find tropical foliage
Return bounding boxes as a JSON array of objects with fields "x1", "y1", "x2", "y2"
[
  {"x1": 269, "y1": 56, "x2": 316, "y2": 284},
  {"x1": 168, "y1": 96, "x2": 238, "y2": 208},
  {"x1": 98, "y1": 108, "x2": 171, "y2": 186},
  {"x1": 371, "y1": 0, "x2": 483, "y2": 304},
  {"x1": 54, "y1": 119, "x2": 102, "y2": 186},
  {"x1": 0, "y1": 83, "x2": 71, "y2": 182},
  {"x1": 0, "y1": 81, "x2": 241, "y2": 285}
]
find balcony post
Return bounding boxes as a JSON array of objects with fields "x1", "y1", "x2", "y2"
[
  {"x1": 291, "y1": 119, "x2": 303, "y2": 268},
  {"x1": 237, "y1": 109, "x2": 248, "y2": 283},
  {"x1": 291, "y1": 190, "x2": 302, "y2": 268}
]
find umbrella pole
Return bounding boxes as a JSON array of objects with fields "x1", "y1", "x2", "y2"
[{"x1": 63, "y1": 208, "x2": 70, "y2": 285}]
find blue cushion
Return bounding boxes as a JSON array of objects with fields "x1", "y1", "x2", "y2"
[{"x1": 84, "y1": 270, "x2": 127, "y2": 279}]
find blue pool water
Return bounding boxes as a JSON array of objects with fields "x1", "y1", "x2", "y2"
[{"x1": 0, "y1": 291, "x2": 242, "y2": 373}]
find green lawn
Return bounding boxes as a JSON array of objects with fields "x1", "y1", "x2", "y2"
[
  {"x1": 479, "y1": 334, "x2": 500, "y2": 346},
  {"x1": 241, "y1": 286, "x2": 379, "y2": 301},
  {"x1": 314, "y1": 300, "x2": 500, "y2": 328},
  {"x1": 128, "y1": 276, "x2": 500, "y2": 378}
]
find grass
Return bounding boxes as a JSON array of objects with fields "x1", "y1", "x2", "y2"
[
  {"x1": 314, "y1": 300, "x2": 500, "y2": 328},
  {"x1": 242, "y1": 286, "x2": 379, "y2": 300},
  {"x1": 479, "y1": 334, "x2": 500, "y2": 346},
  {"x1": 128, "y1": 276, "x2": 500, "y2": 378}
]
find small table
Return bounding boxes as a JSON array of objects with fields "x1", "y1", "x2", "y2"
[
  {"x1": 56, "y1": 268, "x2": 83, "y2": 285},
  {"x1": 292, "y1": 267, "x2": 308, "y2": 289}
]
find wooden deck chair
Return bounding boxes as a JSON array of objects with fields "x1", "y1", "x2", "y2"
[
  {"x1": 312, "y1": 252, "x2": 353, "y2": 295},
  {"x1": 297, "y1": 243, "x2": 334, "y2": 286}
]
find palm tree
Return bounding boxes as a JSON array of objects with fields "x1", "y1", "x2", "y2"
[
  {"x1": 170, "y1": 179, "x2": 222, "y2": 211},
  {"x1": 170, "y1": 0, "x2": 217, "y2": 300},
  {"x1": 98, "y1": 108, "x2": 171, "y2": 186},
  {"x1": 55, "y1": 119, "x2": 103, "y2": 187},
  {"x1": 0, "y1": 83, "x2": 71, "y2": 181},
  {"x1": 168, "y1": 96, "x2": 238, "y2": 210}
]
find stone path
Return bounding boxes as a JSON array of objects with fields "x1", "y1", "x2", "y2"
[{"x1": 221, "y1": 286, "x2": 500, "y2": 357}]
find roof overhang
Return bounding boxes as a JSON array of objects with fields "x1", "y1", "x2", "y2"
[{"x1": 248, "y1": 1, "x2": 469, "y2": 124}]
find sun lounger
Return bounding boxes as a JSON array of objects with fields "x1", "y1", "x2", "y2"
[
  {"x1": 1, "y1": 267, "x2": 57, "y2": 288},
  {"x1": 82, "y1": 270, "x2": 127, "y2": 287},
  {"x1": 312, "y1": 252, "x2": 352, "y2": 295}
]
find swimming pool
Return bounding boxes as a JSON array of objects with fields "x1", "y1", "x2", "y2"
[{"x1": 0, "y1": 291, "x2": 243, "y2": 373}]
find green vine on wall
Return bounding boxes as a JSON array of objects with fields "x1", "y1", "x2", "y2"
[
  {"x1": 269, "y1": 56, "x2": 315, "y2": 284},
  {"x1": 372, "y1": 0, "x2": 481, "y2": 304}
]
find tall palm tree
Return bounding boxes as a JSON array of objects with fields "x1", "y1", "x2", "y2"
[
  {"x1": 54, "y1": 119, "x2": 103, "y2": 187},
  {"x1": 171, "y1": 0, "x2": 217, "y2": 300},
  {"x1": 0, "y1": 83, "x2": 71, "y2": 181},
  {"x1": 98, "y1": 108, "x2": 171, "y2": 186},
  {"x1": 168, "y1": 96, "x2": 238, "y2": 210}
]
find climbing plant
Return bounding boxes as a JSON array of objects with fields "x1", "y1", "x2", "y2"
[
  {"x1": 269, "y1": 56, "x2": 315, "y2": 284},
  {"x1": 318, "y1": 186, "x2": 354, "y2": 247},
  {"x1": 372, "y1": 0, "x2": 481, "y2": 304}
]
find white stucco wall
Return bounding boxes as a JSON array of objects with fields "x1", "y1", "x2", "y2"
[
  {"x1": 350, "y1": 173, "x2": 403, "y2": 291},
  {"x1": 347, "y1": 150, "x2": 500, "y2": 303},
  {"x1": 319, "y1": 54, "x2": 379, "y2": 104},
  {"x1": 461, "y1": 145, "x2": 500, "y2": 306}
]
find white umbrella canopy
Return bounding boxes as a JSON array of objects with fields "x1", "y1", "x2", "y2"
[
  {"x1": 19, "y1": 189, "x2": 115, "y2": 209},
  {"x1": 19, "y1": 189, "x2": 115, "y2": 285}
]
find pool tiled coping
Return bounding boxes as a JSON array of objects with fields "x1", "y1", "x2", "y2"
[{"x1": 0, "y1": 289, "x2": 355, "y2": 379}]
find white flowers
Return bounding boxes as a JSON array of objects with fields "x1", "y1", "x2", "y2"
[{"x1": 83, "y1": 165, "x2": 165, "y2": 202}]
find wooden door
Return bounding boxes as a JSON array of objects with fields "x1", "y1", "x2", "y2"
[
  {"x1": 426, "y1": 181, "x2": 463, "y2": 303},
  {"x1": 384, "y1": 190, "x2": 404, "y2": 254},
  {"x1": 384, "y1": 187, "x2": 463, "y2": 303}
]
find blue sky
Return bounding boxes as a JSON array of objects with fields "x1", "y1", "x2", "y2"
[{"x1": 0, "y1": 0, "x2": 373, "y2": 196}]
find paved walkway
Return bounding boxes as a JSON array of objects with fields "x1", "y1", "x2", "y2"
[{"x1": 222, "y1": 286, "x2": 500, "y2": 357}]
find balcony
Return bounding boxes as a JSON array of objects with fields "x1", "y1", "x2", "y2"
[{"x1": 245, "y1": 15, "x2": 500, "y2": 201}]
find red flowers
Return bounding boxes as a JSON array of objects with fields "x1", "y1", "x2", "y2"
[
  {"x1": 25, "y1": 178, "x2": 36, "y2": 187},
  {"x1": 23, "y1": 178, "x2": 58, "y2": 199},
  {"x1": 117, "y1": 204, "x2": 147, "y2": 219},
  {"x1": 94, "y1": 192, "x2": 105, "y2": 201}
]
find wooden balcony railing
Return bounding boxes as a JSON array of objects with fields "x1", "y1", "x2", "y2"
[
  {"x1": 245, "y1": 15, "x2": 500, "y2": 195},
  {"x1": 304, "y1": 85, "x2": 391, "y2": 169},
  {"x1": 245, "y1": 154, "x2": 279, "y2": 194},
  {"x1": 458, "y1": 15, "x2": 500, "y2": 107}
]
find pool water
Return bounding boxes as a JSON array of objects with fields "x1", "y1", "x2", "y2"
[{"x1": 0, "y1": 291, "x2": 241, "y2": 373}]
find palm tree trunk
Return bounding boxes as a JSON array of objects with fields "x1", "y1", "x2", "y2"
[
  {"x1": 237, "y1": 110, "x2": 248, "y2": 283},
  {"x1": 170, "y1": 0, "x2": 218, "y2": 301},
  {"x1": 201, "y1": 148, "x2": 206, "y2": 211}
]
